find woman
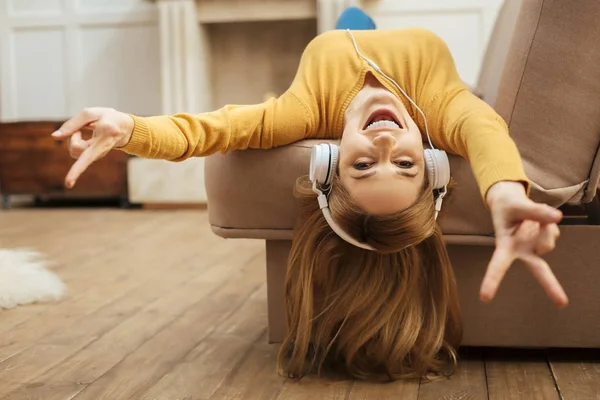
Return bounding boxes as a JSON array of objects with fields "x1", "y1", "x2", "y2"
[{"x1": 52, "y1": 7, "x2": 566, "y2": 381}]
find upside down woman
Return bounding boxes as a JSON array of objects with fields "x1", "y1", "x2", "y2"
[{"x1": 52, "y1": 7, "x2": 567, "y2": 381}]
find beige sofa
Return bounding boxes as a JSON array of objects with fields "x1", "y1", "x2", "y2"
[{"x1": 204, "y1": 0, "x2": 600, "y2": 347}]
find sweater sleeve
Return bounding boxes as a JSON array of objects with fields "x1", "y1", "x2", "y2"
[
  {"x1": 119, "y1": 89, "x2": 313, "y2": 161},
  {"x1": 415, "y1": 30, "x2": 530, "y2": 201}
]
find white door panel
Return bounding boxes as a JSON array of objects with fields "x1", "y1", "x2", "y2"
[
  {"x1": 11, "y1": 28, "x2": 68, "y2": 119},
  {"x1": 74, "y1": 0, "x2": 156, "y2": 13},
  {"x1": 75, "y1": 24, "x2": 160, "y2": 116},
  {"x1": 0, "y1": 0, "x2": 160, "y2": 121},
  {"x1": 7, "y1": 0, "x2": 63, "y2": 16}
]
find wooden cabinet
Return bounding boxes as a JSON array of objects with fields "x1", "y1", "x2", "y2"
[{"x1": 0, "y1": 121, "x2": 129, "y2": 208}]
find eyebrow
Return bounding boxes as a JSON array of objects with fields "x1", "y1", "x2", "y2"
[{"x1": 352, "y1": 170, "x2": 419, "y2": 180}]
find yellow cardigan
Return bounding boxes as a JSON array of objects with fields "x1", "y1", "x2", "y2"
[{"x1": 121, "y1": 28, "x2": 529, "y2": 201}]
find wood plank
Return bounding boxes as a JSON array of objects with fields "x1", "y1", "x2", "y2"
[
  {"x1": 0, "y1": 212, "x2": 186, "y2": 365},
  {"x1": 0, "y1": 210, "x2": 87, "y2": 331},
  {"x1": 207, "y1": 331, "x2": 285, "y2": 400},
  {"x1": 349, "y1": 380, "x2": 419, "y2": 400},
  {"x1": 0, "y1": 211, "x2": 161, "y2": 331},
  {"x1": 140, "y1": 282, "x2": 269, "y2": 399},
  {"x1": 0, "y1": 242, "x2": 260, "y2": 399},
  {"x1": 418, "y1": 347, "x2": 488, "y2": 400},
  {"x1": 484, "y1": 348, "x2": 560, "y2": 400},
  {"x1": 0, "y1": 210, "x2": 108, "y2": 276},
  {"x1": 0, "y1": 211, "x2": 157, "y2": 278},
  {"x1": 0, "y1": 211, "x2": 162, "y2": 333},
  {"x1": 0, "y1": 213, "x2": 220, "y2": 395},
  {"x1": 0, "y1": 209, "x2": 67, "y2": 241},
  {"x1": 44, "y1": 211, "x2": 175, "y2": 276},
  {"x1": 0, "y1": 210, "x2": 138, "y2": 293},
  {"x1": 276, "y1": 377, "x2": 353, "y2": 400},
  {"x1": 0, "y1": 210, "x2": 161, "y2": 267},
  {"x1": 547, "y1": 348, "x2": 600, "y2": 399},
  {"x1": 67, "y1": 251, "x2": 266, "y2": 399}
]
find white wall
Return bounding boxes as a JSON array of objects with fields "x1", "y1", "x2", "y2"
[
  {"x1": 0, "y1": 0, "x2": 162, "y2": 122},
  {"x1": 362, "y1": 0, "x2": 503, "y2": 88}
]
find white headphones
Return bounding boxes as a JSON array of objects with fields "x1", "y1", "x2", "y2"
[{"x1": 308, "y1": 30, "x2": 451, "y2": 251}]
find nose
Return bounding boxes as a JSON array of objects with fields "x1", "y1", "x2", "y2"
[{"x1": 372, "y1": 132, "x2": 396, "y2": 148}]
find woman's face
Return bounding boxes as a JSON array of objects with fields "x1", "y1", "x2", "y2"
[{"x1": 339, "y1": 74, "x2": 426, "y2": 215}]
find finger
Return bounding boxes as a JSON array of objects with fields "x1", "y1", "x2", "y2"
[
  {"x1": 534, "y1": 224, "x2": 558, "y2": 255},
  {"x1": 480, "y1": 241, "x2": 514, "y2": 302},
  {"x1": 551, "y1": 223, "x2": 561, "y2": 239},
  {"x1": 522, "y1": 253, "x2": 569, "y2": 308},
  {"x1": 513, "y1": 202, "x2": 563, "y2": 225},
  {"x1": 516, "y1": 220, "x2": 541, "y2": 241},
  {"x1": 65, "y1": 137, "x2": 114, "y2": 188},
  {"x1": 68, "y1": 131, "x2": 90, "y2": 159},
  {"x1": 52, "y1": 108, "x2": 102, "y2": 139}
]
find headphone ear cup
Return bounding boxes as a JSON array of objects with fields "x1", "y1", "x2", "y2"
[
  {"x1": 424, "y1": 149, "x2": 450, "y2": 190},
  {"x1": 310, "y1": 143, "x2": 339, "y2": 186},
  {"x1": 326, "y1": 144, "x2": 339, "y2": 186}
]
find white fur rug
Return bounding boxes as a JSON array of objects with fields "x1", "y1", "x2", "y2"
[{"x1": 0, "y1": 248, "x2": 66, "y2": 309}]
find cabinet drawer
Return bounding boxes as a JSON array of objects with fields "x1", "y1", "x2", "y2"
[{"x1": 0, "y1": 121, "x2": 128, "y2": 198}]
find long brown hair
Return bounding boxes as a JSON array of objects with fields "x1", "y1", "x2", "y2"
[{"x1": 277, "y1": 173, "x2": 462, "y2": 381}]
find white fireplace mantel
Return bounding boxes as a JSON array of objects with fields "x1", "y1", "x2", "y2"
[{"x1": 156, "y1": 0, "x2": 353, "y2": 115}]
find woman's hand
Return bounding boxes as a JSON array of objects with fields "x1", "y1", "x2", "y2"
[
  {"x1": 481, "y1": 181, "x2": 568, "y2": 307},
  {"x1": 51, "y1": 108, "x2": 134, "y2": 189}
]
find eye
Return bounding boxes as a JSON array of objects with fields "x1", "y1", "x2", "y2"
[
  {"x1": 394, "y1": 160, "x2": 414, "y2": 168},
  {"x1": 353, "y1": 161, "x2": 373, "y2": 170}
]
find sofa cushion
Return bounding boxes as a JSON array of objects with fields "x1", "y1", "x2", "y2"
[{"x1": 204, "y1": 139, "x2": 494, "y2": 241}]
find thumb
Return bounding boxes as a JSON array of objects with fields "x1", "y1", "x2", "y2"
[{"x1": 512, "y1": 201, "x2": 562, "y2": 224}]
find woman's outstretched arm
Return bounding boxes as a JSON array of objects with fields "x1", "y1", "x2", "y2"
[
  {"x1": 51, "y1": 92, "x2": 312, "y2": 189},
  {"x1": 119, "y1": 90, "x2": 312, "y2": 160},
  {"x1": 406, "y1": 29, "x2": 528, "y2": 201}
]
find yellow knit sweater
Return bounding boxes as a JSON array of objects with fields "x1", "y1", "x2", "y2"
[{"x1": 121, "y1": 28, "x2": 529, "y2": 200}]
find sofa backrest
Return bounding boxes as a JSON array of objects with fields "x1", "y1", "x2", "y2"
[{"x1": 495, "y1": 0, "x2": 600, "y2": 206}]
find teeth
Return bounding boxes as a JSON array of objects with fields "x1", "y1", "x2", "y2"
[{"x1": 366, "y1": 120, "x2": 399, "y2": 130}]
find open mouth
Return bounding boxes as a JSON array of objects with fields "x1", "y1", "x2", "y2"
[{"x1": 363, "y1": 109, "x2": 402, "y2": 130}]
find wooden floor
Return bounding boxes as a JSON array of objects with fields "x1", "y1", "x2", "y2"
[{"x1": 0, "y1": 208, "x2": 598, "y2": 400}]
